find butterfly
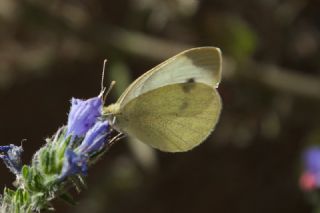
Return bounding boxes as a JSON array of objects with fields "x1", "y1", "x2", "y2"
[{"x1": 104, "y1": 47, "x2": 222, "y2": 152}]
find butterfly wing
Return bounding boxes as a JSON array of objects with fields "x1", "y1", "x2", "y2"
[
  {"x1": 116, "y1": 47, "x2": 222, "y2": 107},
  {"x1": 115, "y1": 83, "x2": 221, "y2": 152}
]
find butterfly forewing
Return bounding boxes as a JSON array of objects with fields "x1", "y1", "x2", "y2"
[{"x1": 117, "y1": 47, "x2": 222, "y2": 107}]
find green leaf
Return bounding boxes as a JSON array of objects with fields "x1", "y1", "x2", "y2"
[
  {"x1": 33, "y1": 173, "x2": 45, "y2": 191},
  {"x1": 56, "y1": 136, "x2": 71, "y2": 172},
  {"x1": 22, "y1": 165, "x2": 30, "y2": 181},
  {"x1": 4, "y1": 187, "x2": 15, "y2": 198},
  {"x1": 48, "y1": 150, "x2": 57, "y2": 174},
  {"x1": 14, "y1": 189, "x2": 24, "y2": 206}
]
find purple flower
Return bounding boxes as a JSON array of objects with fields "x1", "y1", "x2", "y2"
[
  {"x1": 300, "y1": 146, "x2": 320, "y2": 191},
  {"x1": 59, "y1": 121, "x2": 110, "y2": 180},
  {"x1": 60, "y1": 96, "x2": 111, "y2": 180},
  {"x1": 59, "y1": 149, "x2": 88, "y2": 180},
  {"x1": 303, "y1": 147, "x2": 320, "y2": 173},
  {"x1": 0, "y1": 144, "x2": 23, "y2": 175},
  {"x1": 0, "y1": 144, "x2": 16, "y2": 152},
  {"x1": 77, "y1": 121, "x2": 110, "y2": 154},
  {"x1": 66, "y1": 97, "x2": 103, "y2": 138}
]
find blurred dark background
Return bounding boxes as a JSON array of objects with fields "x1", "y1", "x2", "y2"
[{"x1": 1, "y1": 0, "x2": 320, "y2": 212}]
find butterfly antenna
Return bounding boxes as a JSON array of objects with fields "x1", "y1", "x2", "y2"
[
  {"x1": 103, "y1": 80, "x2": 116, "y2": 103},
  {"x1": 99, "y1": 59, "x2": 116, "y2": 102},
  {"x1": 101, "y1": 59, "x2": 108, "y2": 92}
]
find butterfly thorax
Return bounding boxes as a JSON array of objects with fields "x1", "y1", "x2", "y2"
[{"x1": 104, "y1": 103, "x2": 121, "y2": 115}]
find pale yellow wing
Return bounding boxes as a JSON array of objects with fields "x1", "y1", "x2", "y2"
[
  {"x1": 115, "y1": 82, "x2": 221, "y2": 152},
  {"x1": 116, "y1": 47, "x2": 222, "y2": 107}
]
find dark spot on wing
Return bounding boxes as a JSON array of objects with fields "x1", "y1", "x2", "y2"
[
  {"x1": 182, "y1": 79, "x2": 196, "y2": 93},
  {"x1": 186, "y1": 78, "x2": 195, "y2": 83}
]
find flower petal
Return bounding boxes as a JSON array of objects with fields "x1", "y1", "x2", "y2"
[
  {"x1": 59, "y1": 149, "x2": 88, "y2": 180},
  {"x1": 0, "y1": 144, "x2": 23, "y2": 175},
  {"x1": 303, "y1": 146, "x2": 320, "y2": 173},
  {"x1": 66, "y1": 96, "x2": 103, "y2": 138},
  {"x1": 77, "y1": 121, "x2": 110, "y2": 154}
]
